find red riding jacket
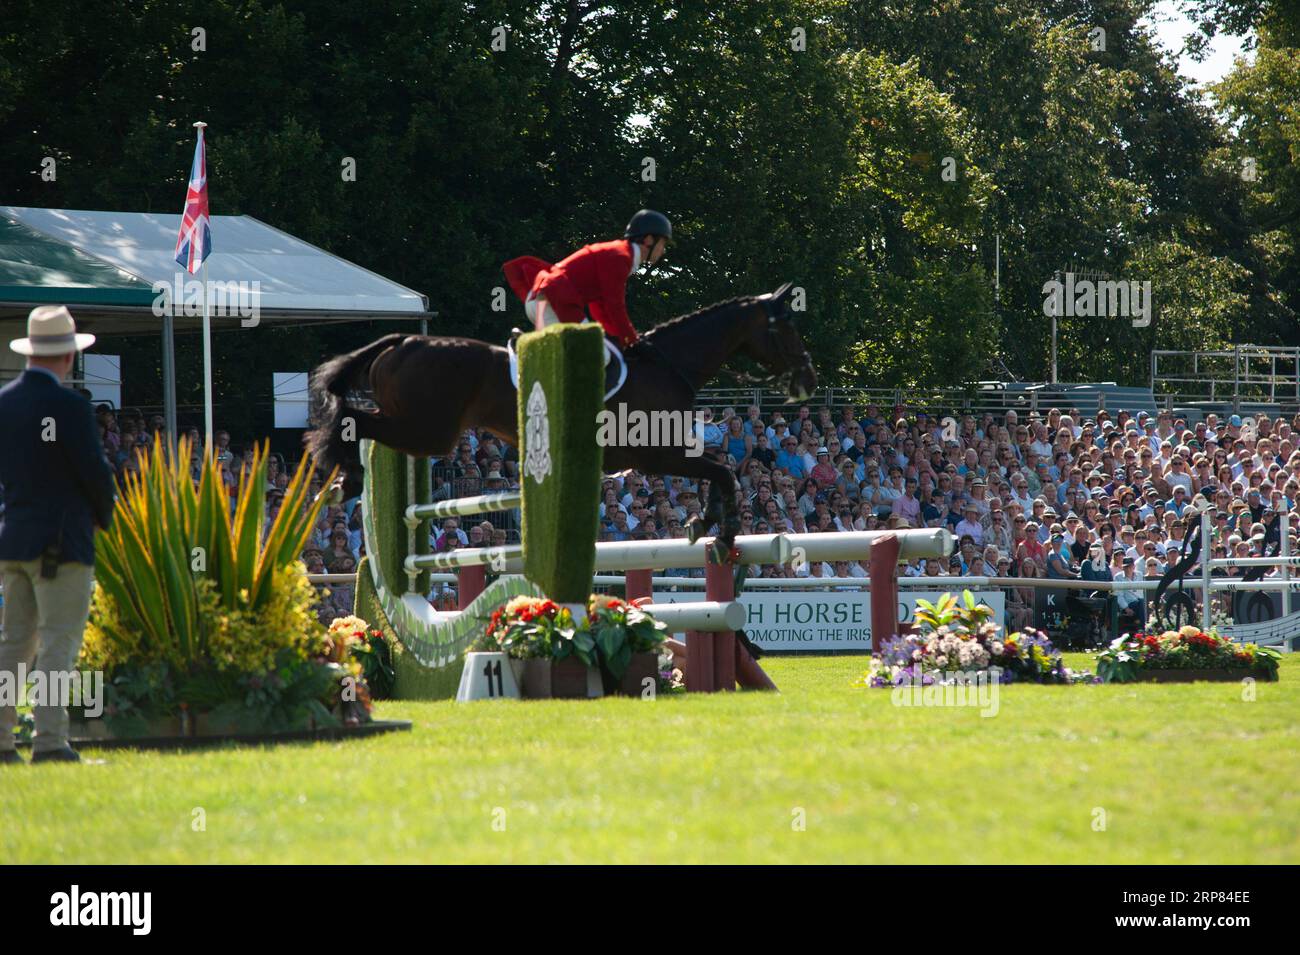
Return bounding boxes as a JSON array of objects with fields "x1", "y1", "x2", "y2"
[{"x1": 502, "y1": 239, "x2": 640, "y2": 347}]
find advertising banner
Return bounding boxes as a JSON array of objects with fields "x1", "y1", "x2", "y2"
[{"x1": 651, "y1": 589, "x2": 1005, "y2": 652}]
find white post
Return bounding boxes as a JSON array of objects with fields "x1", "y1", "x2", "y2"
[
  {"x1": 202, "y1": 256, "x2": 213, "y2": 452},
  {"x1": 994, "y1": 233, "x2": 1000, "y2": 301},
  {"x1": 1282, "y1": 510, "x2": 1291, "y2": 618},
  {"x1": 1201, "y1": 508, "x2": 1212, "y2": 631},
  {"x1": 195, "y1": 120, "x2": 214, "y2": 454},
  {"x1": 406, "y1": 454, "x2": 418, "y2": 592}
]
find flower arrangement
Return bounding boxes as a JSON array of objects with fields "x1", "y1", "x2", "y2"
[
  {"x1": 1147, "y1": 603, "x2": 1234, "y2": 633},
  {"x1": 857, "y1": 591, "x2": 1093, "y2": 687},
  {"x1": 658, "y1": 647, "x2": 685, "y2": 694},
  {"x1": 320, "y1": 615, "x2": 395, "y2": 700},
  {"x1": 470, "y1": 594, "x2": 666, "y2": 680},
  {"x1": 69, "y1": 437, "x2": 394, "y2": 737},
  {"x1": 1097, "y1": 627, "x2": 1281, "y2": 683}
]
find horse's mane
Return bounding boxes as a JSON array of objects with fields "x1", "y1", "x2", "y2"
[{"x1": 642, "y1": 295, "x2": 757, "y2": 340}]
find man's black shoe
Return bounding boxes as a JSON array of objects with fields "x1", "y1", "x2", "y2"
[
  {"x1": 30, "y1": 746, "x2": 80, "y2": 764},
  {"x1": 0, "y1": 749, "x2": 24, "y2": 766}
]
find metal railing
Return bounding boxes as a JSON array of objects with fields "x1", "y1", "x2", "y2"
[
  {"x1": 1151, "y1": 345, "x2": 1300, "y2": 414},
  {"x1": 692, "y1": 381, "x2": 1140, "y2": 421}
]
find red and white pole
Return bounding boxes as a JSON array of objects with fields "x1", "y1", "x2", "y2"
[{"x1": 458, "y1": 566, "x2": 486, "y2": 609}]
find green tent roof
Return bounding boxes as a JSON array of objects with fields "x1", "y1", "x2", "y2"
[{"x1": 0, "y1": 216, "x2": 157, "y2": 307}]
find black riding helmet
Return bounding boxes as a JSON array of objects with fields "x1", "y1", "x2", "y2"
[{"x1": 625, "y1": 209, "x2": 672, "y2": 241}]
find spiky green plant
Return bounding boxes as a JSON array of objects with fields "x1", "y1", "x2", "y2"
[{"x1": 90, "y1": 435, "x2": 334, "y2": 669}]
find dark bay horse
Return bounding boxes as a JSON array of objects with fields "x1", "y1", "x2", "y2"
[{"x1": 305, "y1": 283, "x2": 816, "y2": 546}]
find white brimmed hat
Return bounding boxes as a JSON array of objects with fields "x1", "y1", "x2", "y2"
[{"x1": 10, "y1": 305, "x2": 95, "y2": 356}]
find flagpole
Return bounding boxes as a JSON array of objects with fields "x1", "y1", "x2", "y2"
[
  {"x1": 202, "y1": 256, "x2": 213, "y2": 452},
  {"x1": 195, "y1": 120, "x2": 214, "y2": 455}
]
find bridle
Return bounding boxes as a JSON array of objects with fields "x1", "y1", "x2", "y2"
[
  {"x1": 696, "y1": 296, "x2": 814, "y2": 390},
  {"x1": 631, "y1": 293, "x2": 815, "y2": 393},
  {"x1": 755, "y1": 296, "x2": 815, "y2": 385}
]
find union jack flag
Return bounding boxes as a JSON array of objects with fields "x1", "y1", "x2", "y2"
[{"x1": 174, "y1": 125, "x2": 211, "y2": 274}]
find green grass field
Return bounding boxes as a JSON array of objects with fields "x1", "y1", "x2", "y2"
[{"x1": 4, "y1": 653, "x2": 1297, "y2": 864}]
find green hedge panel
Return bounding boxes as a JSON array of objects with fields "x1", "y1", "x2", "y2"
[
  {"x1": 364, "y1": 441, "x2": 430, "y2": 597},
  {"x1": 518, "y1": 324, "x2": 603, "y2": 604}
]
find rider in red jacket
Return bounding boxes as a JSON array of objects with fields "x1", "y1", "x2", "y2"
[{"x1": 503, "y1": 210, "x2": 671, "y2": 348}]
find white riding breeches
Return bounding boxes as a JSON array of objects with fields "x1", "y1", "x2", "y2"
[
  {"x1": 525, "y1": 292, "x2": 559, "y2": 329},
  {"x1": 524, "y1": 293, "x2": 608, "y2": 365}
]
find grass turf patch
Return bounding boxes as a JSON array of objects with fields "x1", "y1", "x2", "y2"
[{"x1": 3, "y1": 653, "x2": 1296, "y2": 863}]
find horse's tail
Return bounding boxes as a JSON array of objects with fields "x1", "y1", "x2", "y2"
[{"x1": 304, "y1": 334, "x2": 406, "y2": 470}]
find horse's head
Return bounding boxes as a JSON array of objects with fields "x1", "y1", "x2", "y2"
[{"x1": 745, "y1": 282, "x2": 817, "y2": 402}]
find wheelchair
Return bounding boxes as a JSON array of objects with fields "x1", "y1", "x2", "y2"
[{"x1": 1064, "y1": 590, "x2": 1109, "y2": 650}]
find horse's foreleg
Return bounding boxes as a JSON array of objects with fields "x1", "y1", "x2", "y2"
[
  {"x1": 710, "y1": 461, "x2": 740, "y2": 549},
  {"x1": 678, "y1": 455, "x2": 738, "y2": 551}
]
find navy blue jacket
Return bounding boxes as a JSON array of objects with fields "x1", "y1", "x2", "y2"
[{"x1": 0, "y1": 368, "x2": 116, "y2": 565}]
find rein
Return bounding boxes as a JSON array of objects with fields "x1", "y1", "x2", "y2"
[
  {"x1": 636, "y1": 294, "x2": 813, "y2": 392},
  {"x1": 629, "y1": 337, "x2": 699, "y2": 393}
]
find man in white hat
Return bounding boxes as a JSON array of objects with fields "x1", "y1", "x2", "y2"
[{"x1": 0, "y1": 306, "x2": 116, "y2": 765}]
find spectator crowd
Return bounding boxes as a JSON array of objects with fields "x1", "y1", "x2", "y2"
[
  {"x1": 441, "y1": 401, "x2": 1300, "y2": 633},
  {"x1": 9, "y1": 397, "x2": 1298, "y2": 636}
]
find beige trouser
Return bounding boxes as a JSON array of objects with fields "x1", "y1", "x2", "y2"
[
  {"x1": 525, "y1": 294, "x2": 610, "y2": 365},
  {"x1": 0, "y1": 558, "x2": 95, "y2": 753}
]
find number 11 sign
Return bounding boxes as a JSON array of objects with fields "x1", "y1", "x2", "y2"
[{"x1": 457, "y1": 652, "x2": 522, "y2": 702}]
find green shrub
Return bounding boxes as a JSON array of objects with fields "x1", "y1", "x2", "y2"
[{"x1": 82, "y1": 436, "x2": 332, "y2": 673}]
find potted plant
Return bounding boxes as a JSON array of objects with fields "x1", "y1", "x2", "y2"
[
  {"x1": 585, "y1": 595, "x2": 665, "y2": 696},
  {"x1": 857, "y1": 591, "x2": 1095, "y2": 688},
  {"x1": 470, "y1": 597, "x2": 597, "y2": 698},
  {"x1": 1097, "y1": 627, "x2": 1281, "y2": 683},
  {"x1": 73, "y1": 436, "x2": 379, "y2": 739},
  {"x1": 469, "y1": 594, "x2": 667, "y2": 699}
]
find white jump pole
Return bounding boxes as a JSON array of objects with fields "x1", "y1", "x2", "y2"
[
  {"x1": 1282, "y1": 510, "x2": 1291, "y2": 618},
  {"x1": 1201, "y1": 507, "x2": 1212, "y2": 632}
]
